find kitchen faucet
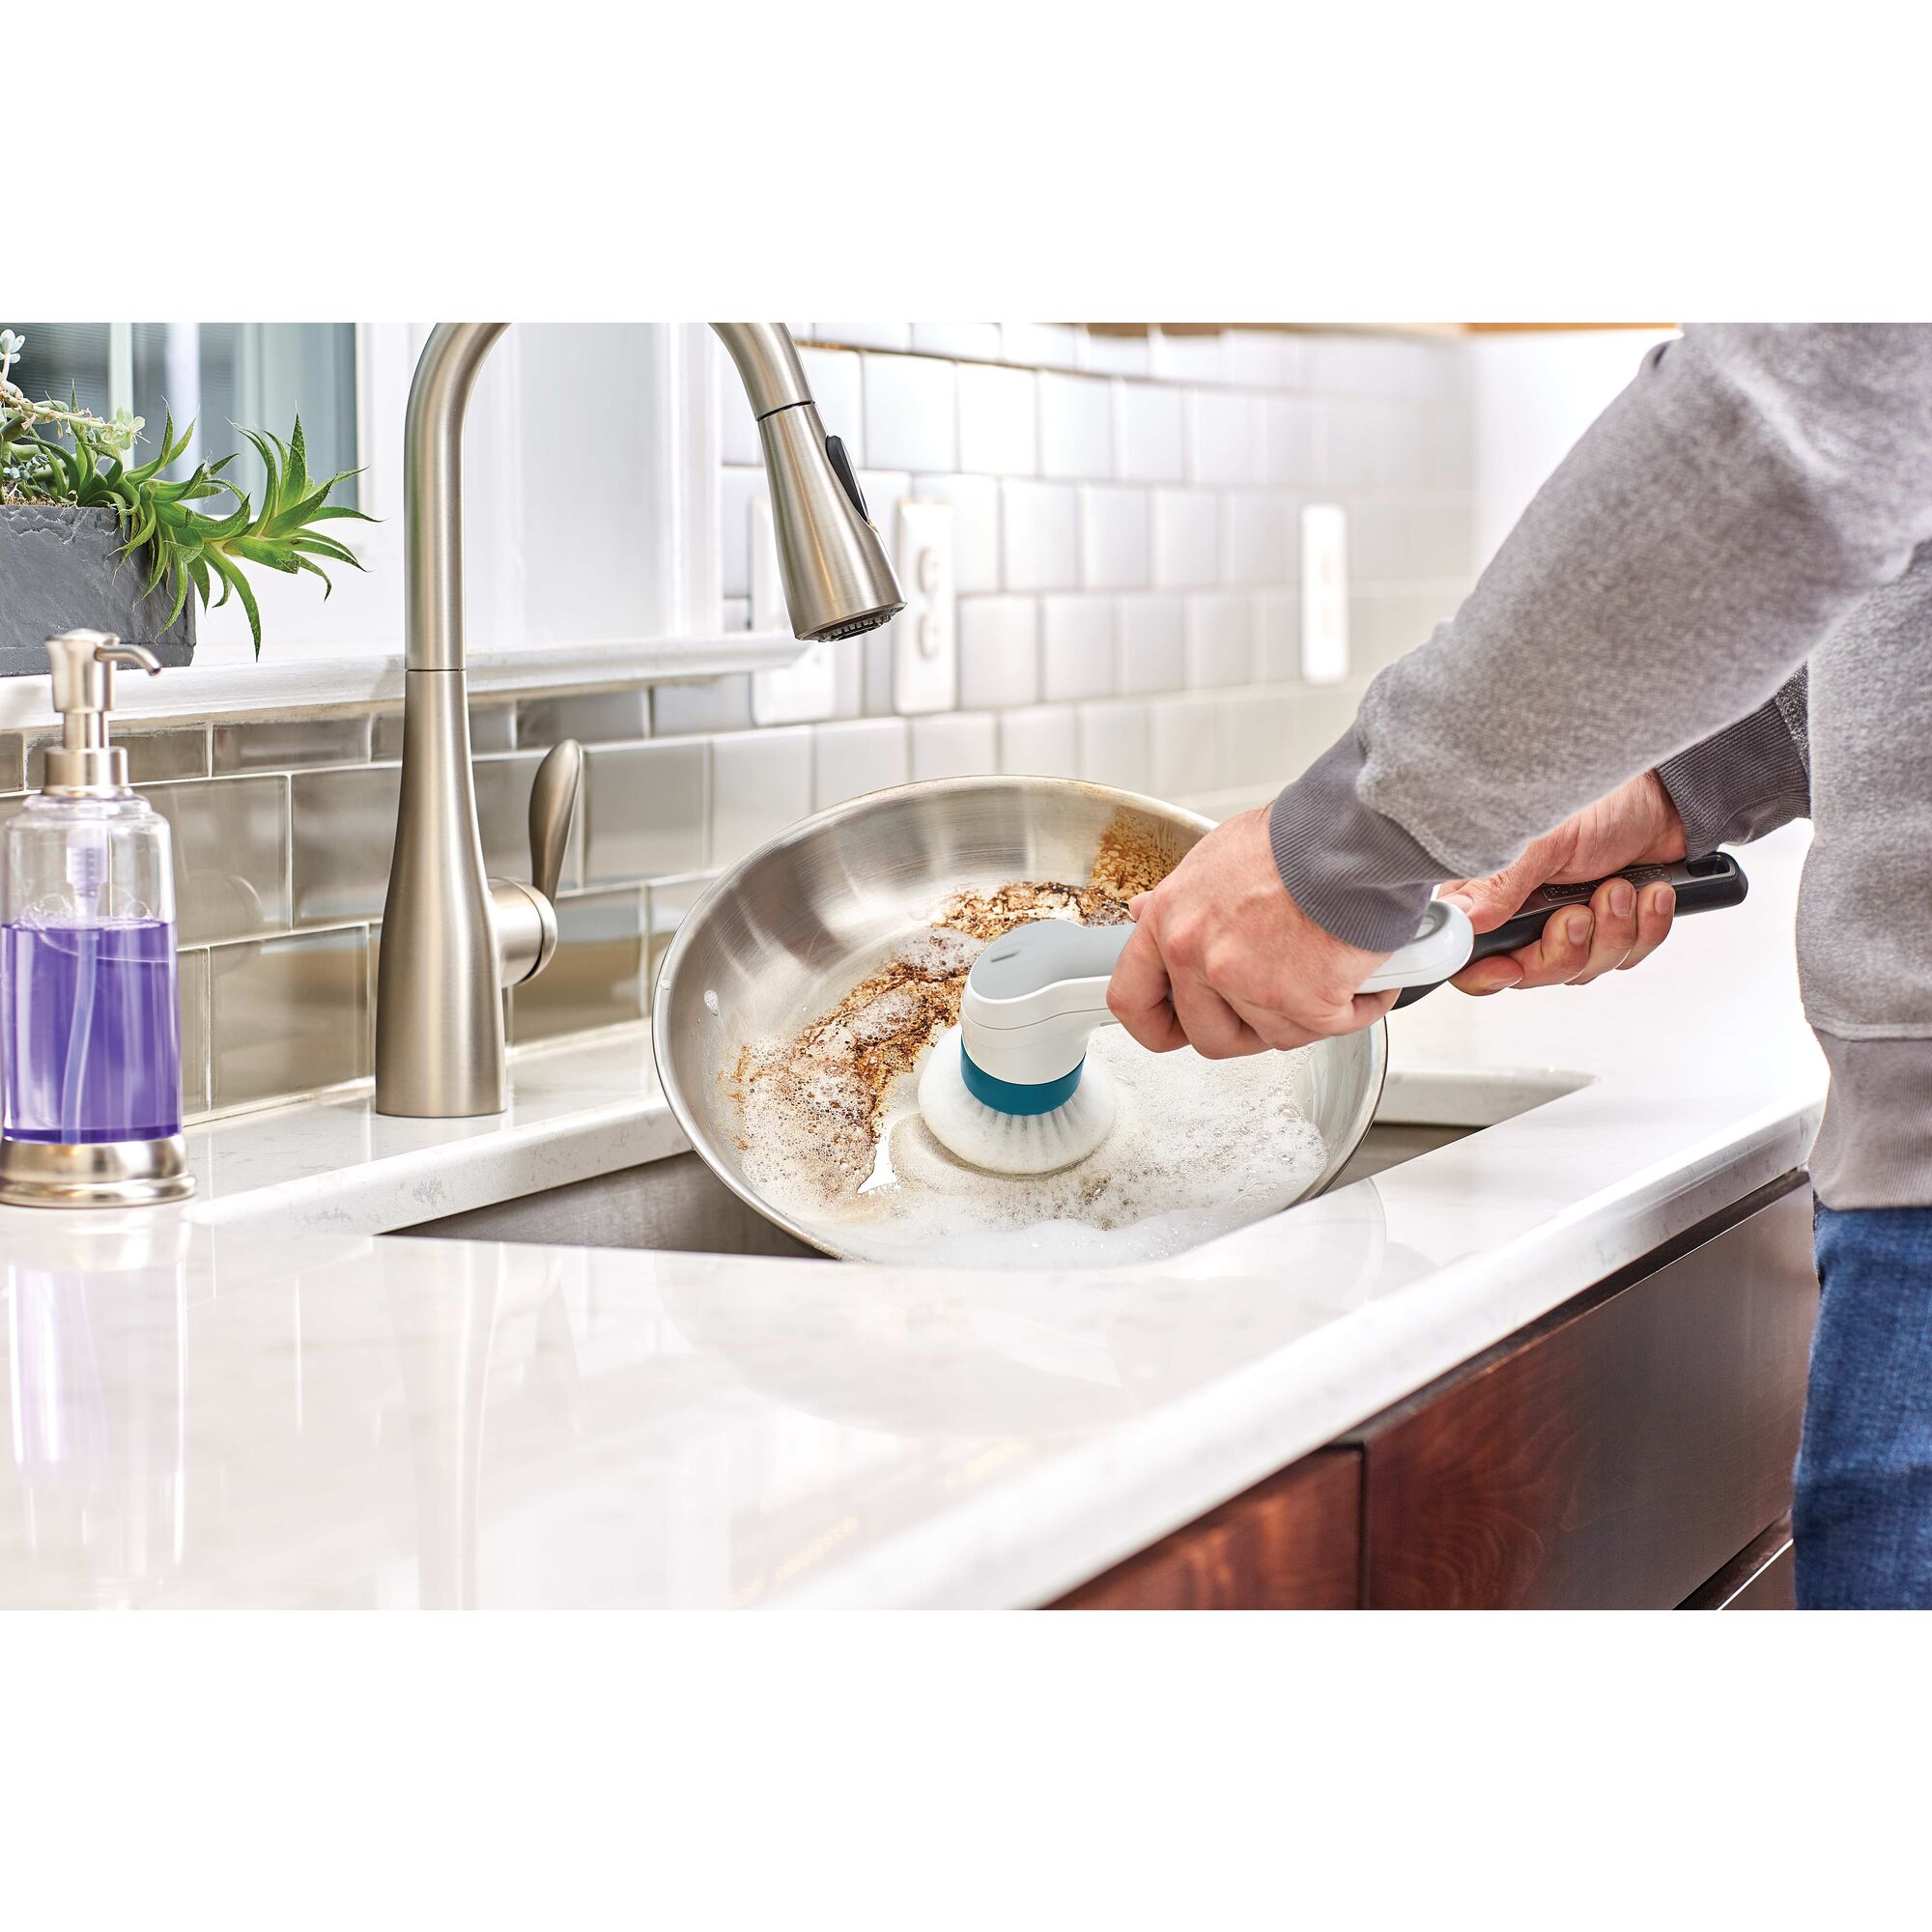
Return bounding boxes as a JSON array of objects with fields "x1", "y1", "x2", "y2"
[{"x1": 375, "y1": 323, "x2": 903, "y2": 1118}]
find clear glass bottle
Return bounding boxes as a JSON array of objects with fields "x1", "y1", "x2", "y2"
[{"x1": 0, "y1": 636, "x2": 183, "y2": 1146}]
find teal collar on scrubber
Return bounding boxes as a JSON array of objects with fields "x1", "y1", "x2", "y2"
[{"x1": 958, "y1": 1044, "x2": 1087, "y2": 1116}]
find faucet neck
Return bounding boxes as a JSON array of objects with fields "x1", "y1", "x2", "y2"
[{"x1": 405, "y1": 322, "x2": 508, "y2": 673}]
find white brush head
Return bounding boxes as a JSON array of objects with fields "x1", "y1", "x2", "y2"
[{"x1": 917, "y1": 1025, "x2": 1117, "y2": 1177}]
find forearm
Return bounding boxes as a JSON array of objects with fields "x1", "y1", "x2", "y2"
[{"x1": 1273, "y1": 326, "x2": 1932, "y2": 951}]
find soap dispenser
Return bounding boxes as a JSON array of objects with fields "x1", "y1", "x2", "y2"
[{"x1": 0, "y1": 630, "x2": 193, "y2": 1207}]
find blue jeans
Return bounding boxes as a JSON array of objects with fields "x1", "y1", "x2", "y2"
[{"x1": 1794, "y1": 1202, "x2": 1932, "y2": 1607}]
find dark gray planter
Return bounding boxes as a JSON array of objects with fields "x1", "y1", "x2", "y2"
[{"x1": 0, "y1": 502, "x2": 195, "y2": 675}]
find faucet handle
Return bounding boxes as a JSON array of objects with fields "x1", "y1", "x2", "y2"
[{"x1": 528, "y1": 740, "x2": 582, "y2": 906}]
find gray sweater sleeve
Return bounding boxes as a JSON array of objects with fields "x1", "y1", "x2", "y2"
[
  {"x1": 1655, "y1": 668, "x2": 1810, "y2": 853},
  {"x1": 1270, "y1": 326, "x2": 1932, "y2": 952}
]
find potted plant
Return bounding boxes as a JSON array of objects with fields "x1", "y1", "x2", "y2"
[{"x1": 0, "y1": 327, "x2": 369, "y2": 673}]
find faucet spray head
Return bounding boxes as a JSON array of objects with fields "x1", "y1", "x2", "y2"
[{"x1": 713, "y1": 325, "x2": 904, "y2": 642}]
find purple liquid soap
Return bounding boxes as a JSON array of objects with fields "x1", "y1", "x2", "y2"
[{"x1": 1, "y1": 920, "x2": 182, "y2": 1143}]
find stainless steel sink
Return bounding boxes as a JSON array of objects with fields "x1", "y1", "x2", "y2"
[
  {"x1": 399, "y1": 1065, "x2": 1583, "y2": 1259},
  {"x1": 408, "y1": 1150, "x2": 826, "y2": 1259}
]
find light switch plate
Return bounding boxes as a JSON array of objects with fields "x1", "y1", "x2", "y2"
[
  {"x1": 749, "y1": 494, "x2": 837, "y2": 725},
  {"x1": 1300, "y1": 502, "x2": 1350, "y2": 684},
  {"x1": 893, "y1": 498, "x2": 957, "y2": 715}
]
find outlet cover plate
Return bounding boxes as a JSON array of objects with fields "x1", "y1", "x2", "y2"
[
  {"x1": 1300, "y1": 502, "x2": 1350, "y2": 685},
  {"x1": 893, "y1": 498, "x2": 957, "y2": 716}
]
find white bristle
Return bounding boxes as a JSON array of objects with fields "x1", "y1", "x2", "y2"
[{"x1": 916, "y1": 1025, "x2": 1117, "y2": 1177}]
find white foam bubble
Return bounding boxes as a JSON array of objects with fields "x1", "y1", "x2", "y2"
[{"x1": 745, "y1": 1022, "x2": 1329, "y2": 1269}]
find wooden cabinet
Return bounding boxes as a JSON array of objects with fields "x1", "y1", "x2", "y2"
[
  {"x1": 1051, "y1": 1175, "x2": 1817, "y2": 1611},
  {"x1": 1057, "y1": 1450, "x2": 1362, "y2": 1610}
]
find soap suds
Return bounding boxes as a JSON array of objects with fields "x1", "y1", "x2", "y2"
[{"x1": 726, "y1": 811, "x2": 1328, "y2": 1267}]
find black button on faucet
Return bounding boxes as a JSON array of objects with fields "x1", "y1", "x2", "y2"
[{"x1": 825, "y1": 434, "x2": 868, "y2": 519}]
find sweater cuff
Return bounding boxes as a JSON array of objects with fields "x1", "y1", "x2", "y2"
[
  {"x1": 1656, "y1": 685, "x2": 1811, "y2": 853},
  {"x1": 1268, "y1": 729, "x2": 1444, "y2": 952}
]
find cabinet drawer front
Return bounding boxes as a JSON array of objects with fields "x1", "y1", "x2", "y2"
[
  {"x1": 1053, "y1": 1449, "x2": 1362, "y2": 1609},
  {"x1": 1361, "y1": 1181, "x2": 1818, "y2": 1610}
]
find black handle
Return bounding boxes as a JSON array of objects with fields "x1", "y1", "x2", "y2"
[{"x1": 1390, "y1": 851, "x2": 1749, "y2": 1009}]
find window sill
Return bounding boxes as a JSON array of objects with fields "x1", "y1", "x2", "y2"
[{"x1": 0, "y1": 632, "x2": 809, "y2": 732}]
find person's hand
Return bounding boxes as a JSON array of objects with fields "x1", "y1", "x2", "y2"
[
  {"x1": 1439, "y1": 771, "x2": 1687, "y2": 995},
  {"x1": 1106, "y1": 806, "x2": 1397, "y2": 1057}
]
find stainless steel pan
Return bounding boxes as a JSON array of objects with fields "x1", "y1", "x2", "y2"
[{"x1": 652, "y1": 777, "x2": 1388, "y2": 1262}]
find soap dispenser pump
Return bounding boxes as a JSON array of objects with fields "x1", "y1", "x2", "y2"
[{"x1": 0, "y1": 630, "x2": 194, "y2": 1207}]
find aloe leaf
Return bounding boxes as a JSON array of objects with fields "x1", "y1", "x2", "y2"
[
  {"x1": 226, "y1": 534, "x2": 299, "y2": 573},
  {"x1": 293, "y1": 554, "x2": 335, "y2": 597},
  {"x1": 291, "y1": 533, "x2": 362, "y2": 568},
  {"x1": 208, "y1": 551, "x2": 263, "y2": 657},
  {"x1": 286, "y1": 416, "x2": 309, "y2": 500},
  {"x1": 159, "y1": 559, "x2": 192, "y2": 632}
]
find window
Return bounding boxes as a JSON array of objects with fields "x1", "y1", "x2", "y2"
[
  {"x1": 11, "y1": 323, "x2": 360, "y2": 507},
  {"x1": 4, "y1": 321, "x2": 753, "y2": 702}
]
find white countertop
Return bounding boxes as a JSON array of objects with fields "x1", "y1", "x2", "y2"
[{"x1": 0, "y1": 826, "x2": 1826, "y2": 1608}]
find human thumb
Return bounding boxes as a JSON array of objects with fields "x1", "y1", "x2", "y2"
[{"x1": 1439, "y1": 848, "x2": 1548, "y2": 934}]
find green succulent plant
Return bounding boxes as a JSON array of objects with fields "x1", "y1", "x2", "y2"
[{"x1": 0, "y1": 328, "x2": 372, "y2": 657}]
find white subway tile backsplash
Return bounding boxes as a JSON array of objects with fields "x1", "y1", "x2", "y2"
[
  {"x1": 1221, "y1": 492, "x2": 1289, "y2": 586},
  {"x1": 957, "y1": 595, "x2": 1040, "y2": 709},
  {"x1": 1118, "y1": 593, "x2": 1186, "y2": 695},
  {"x1": 1220, "y1": 689, "x2": 1297, "y2": 788},
  {"x1": 913, "y1": 322, "x2": 1002, "y2": 361},
  {"x1": 1316, "y1": 398, "x2": 1425, "y2": 493},
  {"x1": 957, "y1": 361, "x2": 1038, "y2": 476},
  {"x1": 864, "y1": 354, "x2": 957, "y2": 472},
  {"x1": 828, "y1": 635, "x2": 866, "y2": 721},
  {"x1": 854, "y1": 468, "x2": 911, "y2": 714},
  {"x1": 1077, "y1": 700, "x2": 1151, "y2": 792},
  {"x1": 718, "y1": 359, "x2": 762, "y2": 468},
  {"x1": 911, "y1": 710, "x2": 998, "y2": 780},
  {"x1": 1350, "y1": 585, "x2": 1461, "y2": 675},
  {"x1": 811, "y1": 718, "x2": 910, "y2": 810},
  {"x1": 1151, "y1": 490, "x2": 1220, "y2": 588},
  {"x1": 584, "y1": 740, "x2": 709, "y2": 885},
  {"x1": 1038, "y1": 373, "x2": 1113, "y2": 479},
  {"x1": 1001, "y1": 479, "x2": 1079, "y2": 591},
  {"x1": 1347, "y1": 497, "x2": 1473, "y2": 584},
  {"x1": 711, "y1": 725, "x2": 812, "y2": 865},
  {"x1": 1001, "y1": 322, "x2": 1081, "y2": 370},
  {"x1": 1253, "y1": 588, "x2": 1300, "y2": 683},
  {"x1": 1186, "y1": 594, "x2": 1254, "y2": 688},
  {"x1": 718, "y1": 465, "x2": 766, "y2": 600},
  {"x1": 1187, "y1": 387, "x2": 1260, "y2": 485},
  {"x1": 1151, "y1": 329, "x2": 1223, "y2": 384},
  {"x1": 1150, "y1": 694, "x2": 1223, "y2": 795},
  {"x1": 1290, "y1": 683, "x2": 1365, "y2": 776},
  {"x1": 1301, "y1": 333, "x2": 1380, "y2": 396},
  {"x1": 653, "y1": 675, "x2": 753, "y2": 736},
  {"x1": 1262, "y1": 396, "x2": 1316, "y2": 487},
  {"x1": 801, "y1": 347, "x2": 866, "y2": 464},
  {"x1": 1224, "y1": 330, "x2": 1290, "y2": 390},
  {"x1": 1078, "y1": 484, "x2": 1151, "y2": 590},
  {"x1": 1040, "y1": 596, "x2": 1117, "y2": 702},
  {"x1": 1114, "y1": 381, "x2": 1186, "y2": 483},
  {"x1": 813, "y1": 321, "x2": 912, "y2": 352},
  {"x1": 998, "y1": 704, "x2": 1078, "y2": 777},
  {"x1": 1078, "y1": 329, "x2": 1151, "y2": 377},
  {"x1": 911, "y1": 472, "x2": 1001, "y2": 593}
]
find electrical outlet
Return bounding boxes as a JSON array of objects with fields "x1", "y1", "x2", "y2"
[
  {"x1": 1300, "y1": 502, "x2": 1350, "y2": 685},
  {"x1": 749, "y1": 494, "x2": 837, "y2": 725},
  {"x1": 893, "y1": 499, "x2": 956, "y2": 715}
]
